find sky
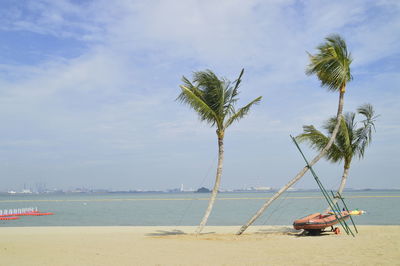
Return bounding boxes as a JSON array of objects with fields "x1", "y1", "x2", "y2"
[{"x1": 0, "y1": 0, "x2": 399, "y2": 191}]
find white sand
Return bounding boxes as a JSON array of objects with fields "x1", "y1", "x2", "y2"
[{"x1": 0, "y1": 226, "x2": 399, "y2": 265}]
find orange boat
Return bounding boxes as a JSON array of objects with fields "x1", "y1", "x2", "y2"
[{"x1": 293, "y1": 211, "x2": 350, "y2": 231}]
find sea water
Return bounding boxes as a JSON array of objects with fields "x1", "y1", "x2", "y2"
[{"x1": 0, "y1": 191, "x2": 399, "y2": 227}]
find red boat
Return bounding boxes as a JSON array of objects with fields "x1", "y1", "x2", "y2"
[
  {"x1": 0, "y1": 216, "x2": 19, "y2": 220},
  {"x1": 293, "y1": 212, "x2": 350, "y2": 232},
  {"x1": 0, "y1": 212, "x2": 54, "y2": 217}
]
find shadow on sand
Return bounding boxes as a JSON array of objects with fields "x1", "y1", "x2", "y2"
[
  {"x1": 146, "y1": 230, "x2": 218, "y2": 237},
  {"x1": 146, "y1": 229, "x2": 186, "y2": 236},
  {"x1": 294, "y1": 230, "x2": 334, "y2": 237},
  {"x1": 146, "y1": 227, "x2": 336, "y2": 238},
  {"x1": 254, "y1": 227, "x2": 299, "y2": 235},
  {"x1": 254, "y1": 227, "x2": 334, "y2": 237}
]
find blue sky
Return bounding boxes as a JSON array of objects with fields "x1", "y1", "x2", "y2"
[{"x1": 0, "y1": 0, "x2": 399, "y2": 191}]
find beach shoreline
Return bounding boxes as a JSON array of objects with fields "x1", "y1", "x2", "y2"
[{"x1": 0, "y1": 225, "x2": 399, "y2": 265}]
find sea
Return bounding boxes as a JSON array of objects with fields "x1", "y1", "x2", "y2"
[{"x1": 0, "y1": 191, "x2": 399, "y2": 227}]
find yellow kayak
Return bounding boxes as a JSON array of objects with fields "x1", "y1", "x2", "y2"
[
  {"x1": 328, "y1": 210, "x2": 365, "y2": 216},
  {"x1": 349, "y1": 210, "x2": 365, "y2": 215}
]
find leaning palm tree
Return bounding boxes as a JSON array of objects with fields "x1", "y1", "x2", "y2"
[
  {"x1": 178, "y1": 69, "x2": 262, "y2": 234},
  {"x1": 237, "y1": 34, "x2": 352, "y2": 235},
  {"x1": 297, "y1": 104, "x2": 377, "y2": 211}
]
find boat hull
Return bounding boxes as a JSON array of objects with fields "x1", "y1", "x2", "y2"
[{"x1": 293, "y1": 212, "x2": 350, "y2": 230}]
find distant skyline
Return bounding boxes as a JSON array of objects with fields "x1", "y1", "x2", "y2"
[
  {"x1": 0, "y1": 1, "x2": 399, "y2": 191},
  {"x1": 2, "y1": 182, "x2": 397, "y2": 194}
]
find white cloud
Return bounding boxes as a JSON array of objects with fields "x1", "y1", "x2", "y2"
[
  {"x1": 0, "y1": 0, "x2": 107, "y2": 41},
  {"x1": 0, "y1": 0, "x2": 399, "y2": 190}
]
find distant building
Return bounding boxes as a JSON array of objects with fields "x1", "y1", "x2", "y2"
[{"x1": 253, "y1": 186, "x2": 272, "y2": 191}]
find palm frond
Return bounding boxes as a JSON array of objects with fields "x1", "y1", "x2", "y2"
[
  {"x1": 296, "y1": 125, "x2": 342, "y2": 163},
  {"x1": 229, "y1": 68, "x2": 244, "y2": 104},
  {"x1": 357, "y1": 103, "x2": 378, "y2": 131},
  {"x1": 224, "y1": 96, "x2": 262, "y2": 129},
  {"x1": 181, "y1": 76, "x2": 204, "y2": 99},
  {"x1": 177, "y1": 85, "x2": 221, "y2": 127},
  {"x1": 354, "y1": 104, "x2": 378, "y2": 158}
]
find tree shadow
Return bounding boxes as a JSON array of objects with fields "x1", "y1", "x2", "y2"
[
  {"x1": 254, "y1": 227, "x2": 299, "y2": 236},
  {"x1": 196, "y1": 231, "x2": 216, "y2": 235},
  {"x1": 146, "y1": 230, "x2": 218, "y2": 237},
  {"x1": 253, "y1": 227, "x2": 335, "y2": 237},
  {"x1": 146, "y1": 229, "x2": 186, "y2": 236},
  {"x1": 294, "y1": 229, "x2": 334, "y2": 238}
]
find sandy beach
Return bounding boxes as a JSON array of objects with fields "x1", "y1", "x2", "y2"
[{"x1": 0, "y1": 226, "x2": 399, "y2": 265}]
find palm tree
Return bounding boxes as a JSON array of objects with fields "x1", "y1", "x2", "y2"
[
  {"x1": 237, "y1": 34, "x2": 352, "y2": 235},
  {"x1": 297, "y1": 104, "x2": 377, "y2": 211},
  {"x1": 178, "y1": 69, "x2": 262, "y2": 234}
]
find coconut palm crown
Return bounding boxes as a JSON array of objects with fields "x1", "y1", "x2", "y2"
[
  {"x1": 306, "y1": 34, "x2": 353, "y2": 92},
  {"x1": 296, "y1": 104, "x2": 377, "y2": 210},
  {"x1": 178, "y1": 69, "x2": 262, "y2": 234},
  {"x1": 296, "y1": 104, "x2": 377, "y2": 168},
  {"x1": 178, "y1": 69, "x2": 262, "y2": 136}
]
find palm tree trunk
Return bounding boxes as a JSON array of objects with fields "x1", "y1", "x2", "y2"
[
  {"x1": 236, "y1": 89, "x2": 345, "y2": 235},
  {"x1": 324, "y1": 166, "x2": 350, "y2": 213},
  {"x1": 196, "y1": 135, "x2": 224, "y2": 234}
]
